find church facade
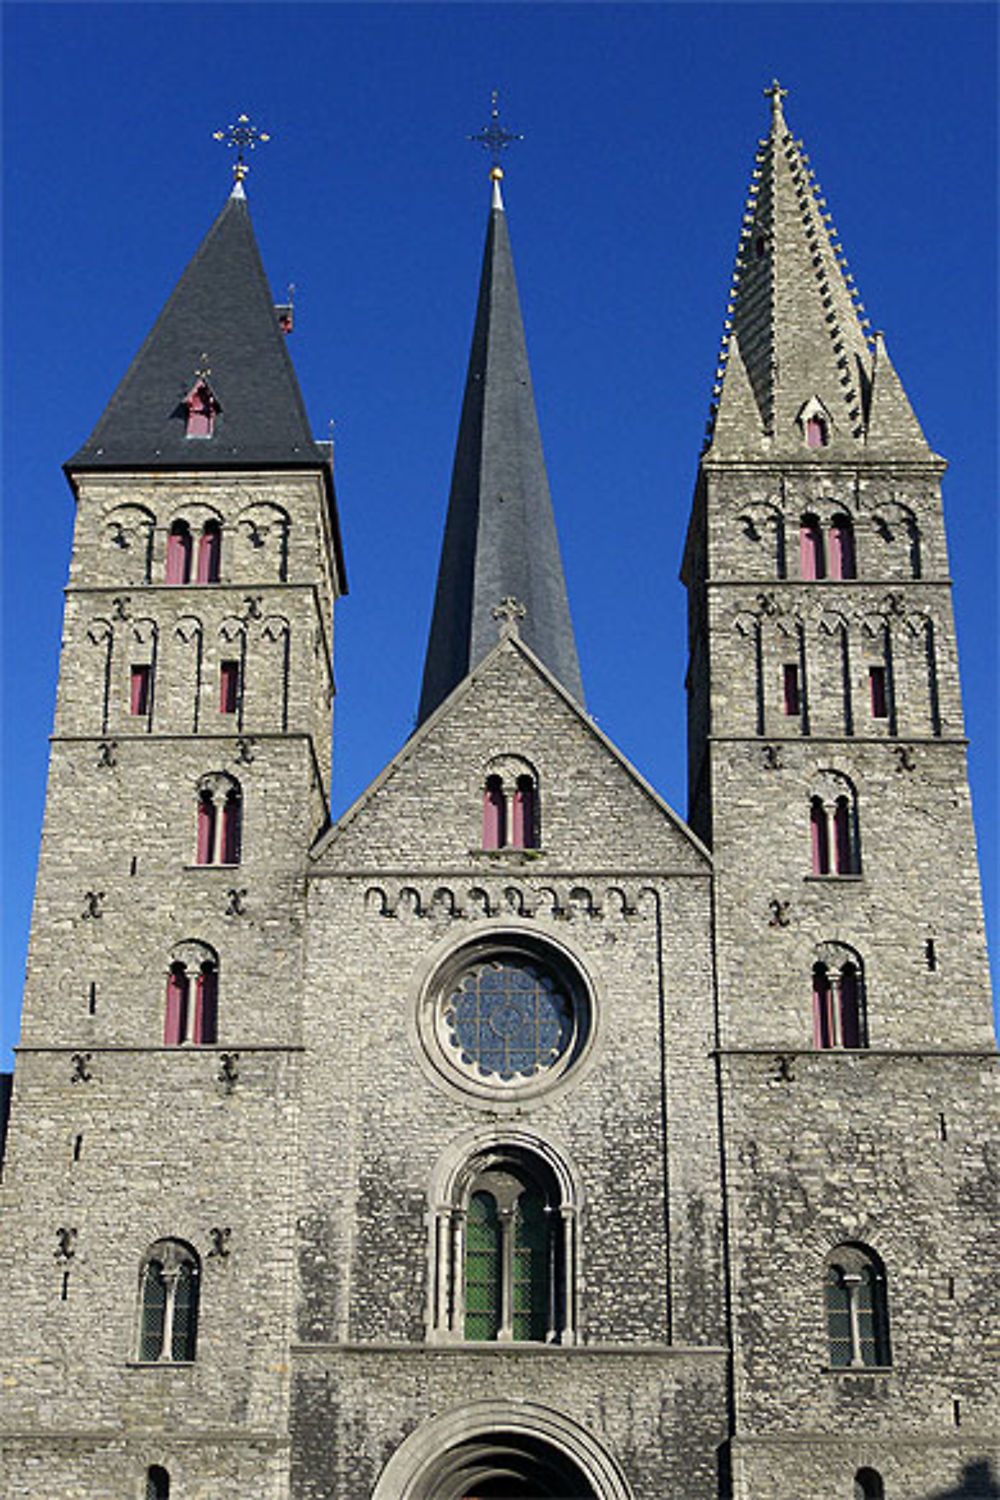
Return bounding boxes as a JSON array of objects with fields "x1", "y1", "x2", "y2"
[{"x1": 1, "y1": 90, "x2": 996, "y2": 1500}]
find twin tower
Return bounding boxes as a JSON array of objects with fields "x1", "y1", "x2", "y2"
[{"x1": 1, "y1": 91, "x2": 996, "y2": 1500}]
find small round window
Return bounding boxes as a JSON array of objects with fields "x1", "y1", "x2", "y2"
[{"x1": 417, "y1": 936, "x2": 594, "y2": 1104}]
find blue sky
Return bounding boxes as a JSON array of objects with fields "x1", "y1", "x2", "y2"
[{"x1": 2, "y1": 2, "x2": 997, "y2": 1065}]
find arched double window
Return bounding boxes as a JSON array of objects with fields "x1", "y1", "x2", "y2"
[
  {"x1": 481, "y1": 759, "x2": 539, "y2": 850},
  {"x1": 137, "y1": 1240, "x2": 200, "y2": 1363},
  {"x1": 810, "y1": 775, "x2": 860, "y2": 876},
  {"x1": 195, "y1": 774, "x2": 242, "y2": 866},
  {"x1": 165, "y1": 519, "x2": 221, "y2": 584},
  {"x1": 429, "y1": 1141, "x2": 578, "y2": 1346},
  {"x1": 164, "y1": 943, "x2": 218, "y2": 1045},
  {"x1": 799, "y1": 513, "x2": 857, "y2": 581},
  {"x1": 813, "y1": 946, "x2": 866, "y2": 1048},
  {"x1": 824, "y1": 1244, "x2": 891, "y2": 1368}
]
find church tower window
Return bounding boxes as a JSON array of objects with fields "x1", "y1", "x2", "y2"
[
  {"x1": 806, "y1": 414, "x2": 829, "y2": 449},
  {"x1": 130, "y1": 664, "x2": 152, "y2": 716},
  {"x1": 164, "y1": 521, "x2": 192, "y2": 585},
  {"x1": 164, "y1": 950, "x2": 218, "y2": 1046},
  {"x1": 137, "y1": 1240, "x2": 200, "y2": 1363},
  {"x1": 219, "y1": 660, "x2": 240, "y2": 715},
  {"x1": 480, "y1": 759, "x2": 540, "y2": 850},
  {"x1": 829, "y1": 514, "x2": 857, "y2": 580},
  {"x1": 869, "y1": 665, "x2": 888, "y2": 718},
  {"x1": 854, "y1": 1470, "x2": 885, "y2": 1500},
  {"x1": 799, "y1": 515, "x2": 826, "y2": 579},
  {"x1": 783, "y1": 663, "x2": 801, "y2": 717},
  {"x1": 810, "y1": 796, "x2": 830, "y2": 874},
  {"x1": 196, "y1": 520, "x2": 222, "y2": 583},
  {"x1": 809, "y1": 776, "x2": 860, "y2": 877},
  {"x1": 194, "y1": 775, "x2": 242, "y2": 866},
  {"x1": 145, "y1": 1467, "x2": 170, "y2": 1500},
  {"x1": 824, "y1": 1245, "x2": 890, "y2": 1368},
  {"x1": 184, "y1": 379, "x2": 218, "y2": 440},
  {"x1": 812, "y1": 951, "x2": 866, "y2": 1048},
  {"x1": 511, "y1": 775, "x2": 536, "y2": 849},
  {"x1": 482, "y1": 775, "x2": 506, "y2": 850}
]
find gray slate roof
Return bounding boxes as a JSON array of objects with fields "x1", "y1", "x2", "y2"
[
  {"x1": 67, "y1": 188, "x2": 327, "y2": 472},
  {"x1": 417, "y1": 193, "x2": 584, "y2": 725}
]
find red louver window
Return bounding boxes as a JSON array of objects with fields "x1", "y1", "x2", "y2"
[
  {"x1": 511, "y1": 777, "x2": 536, "y2": 849},
  {"x1": 130, "y1": 665, "x2": 151, "y2": 716},
  {"x1": 196, "y1": 793, "x2": 216, "y2": 866},
  {"x1": 164, "y1": 965, "x2": 189, "y2": 1046},
  {"x1": 219, "y1": 661, "x2": 240, "y2": 715},
  {"x1": 482, "y1": 776, "x2": 506, "y2": 850},
  {"x1": 197, "y1": 522, "x2": 221, "y2": 583},
  {"x1": 165, "y1": 523, "x2": 192, "y2": 585},
  {"x1": 193, "y1": 966, "x2": 218, "y2": 1045}
]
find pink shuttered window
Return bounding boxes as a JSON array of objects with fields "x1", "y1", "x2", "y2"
[
  {"x1": 219, "y1": 661, "x2": 240, "y2": 715},
  {"x1": 193, "y1": 966, "x2": 218, "y2": 1045},
  {"x1": 196, "y1": 522, "x2": 221, "y2": 583},
  {"x1": 783, "y1": 663, "x2": 801, "y2": 717},
  {"x1": 829, "y1": 515, "x2": 857, "y2": 580},
  {"x1": 869, "y1": 665, "x2": 888, "y2": 718},
  {"x1": 839, "y1": 964, "x2": 862, "y2": 1048},
  {"x1": 185, "y1": 381, "x2": 217, "y2": 439},
  {"x1": 164, "y1": 966, "x2": 189, "y2": 1046},
  {"x1": 220, "y1": 791, "x2": 241, "y2": 865},
  {"x1": 511, "y1": 777, "x2": 536, "y2": 849},
  {"x1": 482, "y1": 776, "x2": 506, "y2": 850},
  {"x1": 810, "y1": 797, "x2": 830, "y2": 875},
  {"x1": 799, "y1": 516, "x2": 826, "y2": 579},
  {"x1": 196, "y1": 793, "x2": 216, "y2": 866},
  {"x1": 806, "y1": 415, "x2": 828, "y2": 449},
  {"x1": 813, "y1": 965, "x2": 834, "y2": 1048},
  {"x1": 833, "y1": 797, "x2": 853, "y2": 874},
  {"x1": 165, "y1": 523, "x2": 192, "y2": 585},
  {"x1": 130, "y1": 664, "x2": 152, "y2": 716}
]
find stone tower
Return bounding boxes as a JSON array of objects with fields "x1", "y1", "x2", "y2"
[
  {"x1": 682, "y1": 85, "x2": 998, "y2": 1497},
  {"x1": 1, "y1": 92, "x2": 996, "y2": 1500}
]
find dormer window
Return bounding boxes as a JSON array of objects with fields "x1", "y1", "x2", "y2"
[
  {"x1": 184, "y1": 380, "x2": 219, "y2": 440},
  {"x1": 798, "y1": 396, "x2": 832, "y2": 450}
]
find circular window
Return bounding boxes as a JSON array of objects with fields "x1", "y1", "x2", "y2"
[{"x1": 416, "y1": 935, "x2": 593, "y2": 1104}]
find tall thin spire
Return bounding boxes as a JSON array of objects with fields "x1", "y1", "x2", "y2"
[
  {"x1": 705, "y1": 83, "x2": 930, "y2": 458},
  {"x1": 418, "y1": 155, "x2": 583, "y2": 724}
]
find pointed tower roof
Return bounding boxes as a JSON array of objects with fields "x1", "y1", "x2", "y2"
[
  {"x1": 417, "y1": 173, "x2": 584, "y2": 724},
  {"x1": 704, "y1": 82, "x2": 931, "y2": 460},
  {"x1": 68, "y1": 184, "x2": 326, "y2": 472}
]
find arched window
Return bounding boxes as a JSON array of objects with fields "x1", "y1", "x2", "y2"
[
  {"x1": 196, "y1": 520, "x2": 221, "y2": 583},
  {"x1": 482, "y1": 775, "x2": 506, "y2": 850},
  {"x1": 813, "y1": 949, "x2": 867, "y2": 1048},
  {"x1": 164, "y1": 947, "x2": 218, "y2": 1045},
  {"x1": 164, "y1": 522, "x2": 192, "y2": 585},
  {"x1": 824, "y1": 1245, "x2": 890, "y2": 1368},
  {"x1": 809, "y1": 776, "x2": 860, "y2": 877},
  {"x1": 137, "y1": 1240, "x2": 200, "y2": 1363},
  {"x1": 462, "y1": 1161, "x2": 558, "y2": 1343},
  {"x1": 854, "y1": 1468, "x2": 885, "y2": 1500},
  {"x1": 146, "y1": 1466, "x2": 170, "y2": 1500},
  {"x1": 800, "y1": 515, "x2": 826, "y2": 579},
  {"x1": 429, "y1": 1139, "x2": 577, "y2": 1346},
  {"x1": 810, "y1": 796, "x2": 831, "y2": 875},
  {"x1": 195, "y1": 775, "x2": 242, "y2": 866},
  {"x1": 830, "y1": 514, "x2": 857, "y2": 580},
  {"x1": 511, "y1": 775, "x2": 536, "y2": 849},
  {"x1": 480, "y1": 760, "x2": 540, "y2": 850}
]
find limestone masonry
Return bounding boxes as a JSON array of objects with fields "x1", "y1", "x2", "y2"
[{"x1": 0, "y1": 88, "x2": 996, "y2": 1500}]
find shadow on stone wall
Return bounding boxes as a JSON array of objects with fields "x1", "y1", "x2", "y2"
[{"x1": 921, "y1": 1460, "x2": 1000, "y2": 1499}]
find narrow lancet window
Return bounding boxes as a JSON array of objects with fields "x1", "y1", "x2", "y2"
[
  {"x1": 800, "y1": 516, "x2": 826, "y2": 579},
  {"x1": 130, "y1": 664, "x2": 152, "y2": 716},
  {"x1": 511, "y1": 776, "x2": 537, "y2": 849},
  {"x1": 869, "y1": 665, "x2": 888, "y2": 719},
  {"x1": 783, "y1": 663, "x2": 801, "y2": 717},
  {"x1": 197, "y1": 520, "x2": 221, "y2": 583},
  {"x1": 810, "y1": 797, "x2": 830, "y2": 875},
  {"x1": 165, "y1": 522, "x2": 192, "y2": 585},
  {"x1": 219, "y1": 660, "x2": 240, "y2": 715},
  {"x1": 482, "y1": 775, "x2": 506, "y2": 850},
  {"x1": 830, "y1": 514, "x2": 857, "y2": 580}
]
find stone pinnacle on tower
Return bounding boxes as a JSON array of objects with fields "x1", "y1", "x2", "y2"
[{"x1": 418, "y1": 98, "x2": 584, "y2": 724}]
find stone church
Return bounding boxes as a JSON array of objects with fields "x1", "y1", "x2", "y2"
[{"x1": 0, "y1": 87, "x2": 996, "y2": 1500}]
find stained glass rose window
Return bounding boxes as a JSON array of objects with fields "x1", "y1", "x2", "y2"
[{"x1": 443, "y1": 958, "x2": 574, "y2": 1081}]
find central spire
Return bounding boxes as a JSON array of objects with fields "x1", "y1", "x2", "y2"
[{"x1": 417, "y1": 138, "x2": 584, "y2": 725}]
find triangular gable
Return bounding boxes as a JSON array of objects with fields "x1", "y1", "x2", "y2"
[{"x1": 313, "y1": 633, "x2": 710, "y2": 873}]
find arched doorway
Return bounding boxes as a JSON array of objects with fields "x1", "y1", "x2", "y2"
[
  {"x1": 421, "y1": 1432, "x2": 596, "y2": 1498},
  {"x1": 371, "y1": 1401, "x2": 631, "y2": 1500}
]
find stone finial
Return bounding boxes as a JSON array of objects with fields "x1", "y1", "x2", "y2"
[
  {"x1": 492, "y1": 596, "x2": 526, "y2": 640},
  {"x1": 764, "y1": 79, "x2": 788, "y2": 130}
]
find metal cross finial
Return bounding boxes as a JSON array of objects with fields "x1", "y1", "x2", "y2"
[
  {"x1": 212, "y1": 112, "x2": 271, "y2": 182},
  {"x1": 468, "y1": 91, "x2": 523, "y2": 175},
  {"x1": 764, "y1": 79, "x2": 788, "y2": 120}
]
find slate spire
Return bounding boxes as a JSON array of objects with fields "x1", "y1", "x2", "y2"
[
  {"x1": 418, "y1": 174, "x2": 584, "y2": 724},
  {"x1": 705, "y1": 82, "x2": 931, "y2": 459},
  {"x1": 68, "y1": 183, "x2": 324, "y2": 471}
]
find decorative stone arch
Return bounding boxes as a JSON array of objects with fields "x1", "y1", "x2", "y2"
[
  {"x1": 736, "y1": 497, "x2": 787, "y2": 577},
  {"x1": 370, "y1": 1400, "x2": 633, "y2": 1500},
  {"x1": 896, "y1": 608, "x2": 941, "y2": 736},
  {"x1": 871, "y1": 497, "x2": 922, "y2": 579},
  {"x1": 425, "y1": 1122, "x2": 581, "y2": 1344},
  {"x1": 233, "y1": 500, "x2": 291, "y2": 581},
  {"x1": 104, "y1": 502, "x2": 156, "y2": 583}
]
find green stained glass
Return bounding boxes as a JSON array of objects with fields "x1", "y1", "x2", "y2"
[
  {"x1": 512, "y1": 1190, "x2": 549, "y2": 1341},
  {"x1": 464, "y1": 1192, "x2": 501, "y2": 1340},
  {"x1": 824, "y1": 1266, "x2": 852, "y2": 1367},
  {"x1": 171, "y1": 1261, "x2": 199, "y2": 1361},
  {"x1": 139, "y1": 1261, "x2": 166, "y2": 1361}
]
